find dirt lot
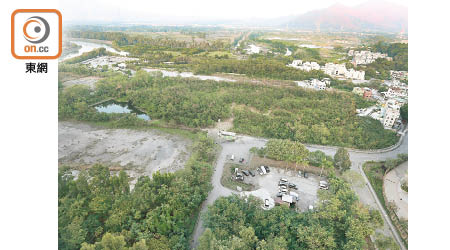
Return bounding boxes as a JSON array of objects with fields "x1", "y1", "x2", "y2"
[
  {"x1": 59, "y1": 122, "x2": 192, "y2": 182},
  {"x1": 384, "y1": 161, "x2": 408, "y2": 219}
]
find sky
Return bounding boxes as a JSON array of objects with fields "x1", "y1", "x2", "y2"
[{"x1": 59, "y1": 0, "x2": 408, "y2": 23}]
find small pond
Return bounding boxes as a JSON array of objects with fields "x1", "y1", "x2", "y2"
[{"x1": 95, "y1": 100, "x2": 151, "y2": 121}]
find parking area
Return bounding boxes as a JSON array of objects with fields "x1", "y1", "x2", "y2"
[
  {"x1": 245, "y1": 167, "x2": 322, "y2": 211},
  {"x1": 228, "y1": 156, "x2": 324, "y2": 212}
]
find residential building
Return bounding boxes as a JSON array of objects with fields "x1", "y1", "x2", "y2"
[
  {"x1": 383, "y1": 106, "x2": 400, "y2": 129},
  {"x1": 390, "y1": 70, "x2": 408, "y2": 81}
]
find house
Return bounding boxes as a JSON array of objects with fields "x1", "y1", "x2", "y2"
[
  {"x1": 296, "y1": 79, "x2": 327, "y2": 91},
  {"x1": 363, "y1": 89, "x2": 372, "y2": 99},
  {"x1": 390, "y1": 70, "x2": 408, "y2": 81}
]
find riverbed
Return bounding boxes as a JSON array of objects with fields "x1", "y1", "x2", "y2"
[{"x1": 61, "y1": 40, "x2": 129, "y2": 61}]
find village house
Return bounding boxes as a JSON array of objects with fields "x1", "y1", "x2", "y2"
[
  {"x1": 349, "y1": 50, "x2": 391, "y2": 65},
  {"x1": 390, "y1": 70, "x2": 408, "y2": 81}
]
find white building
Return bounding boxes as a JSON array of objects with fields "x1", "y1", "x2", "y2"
[
  {"x1": 295, "y1": 79, "x2": 327, "y2": 91},
  {"x1": 288, "y1": 60, "x2": 320, "y2": 71},
  {"x1": 351, "y1": 50, "x2": 390, "y2": 65},
  {"x1": 383, "y1": 106, "x2": 400, "y2": 129},
  {"x1": 322, "y1": 63, "x2": 365, "y2": 80}
]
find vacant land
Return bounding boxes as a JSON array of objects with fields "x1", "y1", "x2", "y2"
[
  {"x1": 384, "y1": 161, "x2": 408, "y2": 219},
  {"x1": 58, "y1": 121, "x2": 191, "y2": 177},
  {"x1": 62, "y1": 76, "x2": 101, "y2": 89}
]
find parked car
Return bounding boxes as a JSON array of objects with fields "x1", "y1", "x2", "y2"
[
  {"x1": 298, "y1": 171, "x2": 302, "y2": 177},
  {"x1": 280, "y1": 178, "x2": 288, "y2": 182},
  {"x1": 236, "y1": 172, "x2": 244, "y2": 181},
  {"x1": 264, "y1": 199, "x2": 269, "y2": 208},
  {"x1": 303, "y1": 172, "x2": 309, "y2": 178},
  {"x1": 264, "y1": 166, "x2": 270, "y2": 173},
  {"x1": 248, "y1": 170, "x2": 255, "y2": 177},
  {"x1": 319, "y1": 180, "x2": 329, "y2": 190},
  {"x1": 260, "y1": 166, "x2": 267, "y2": 174},
  {"x1": 279, "y1": 182, "x2": 288, "y2": 187},
  {"x1": 288, "y1": 183, "x2": 297, "y2": 188},
  {"x1": 230, "y1": 154, "x2": 235, "y2": 161},
  {"x1": 239, "y1": 158, "x2": 245, "y2": 163},
  {"x1": 242, "y1": 170, "x2": 249, "y2": 176},
  {"x1": 276, "y1": 192, "x2": 283, "y2": 197},
  {"x1": 256, "y1": 168, "x2": 263, "y2": 175},
  {"x1": 279, "y1": 184, "x2": 287, "y2": 189},
  {"x1": 279, "y1": 187, "x2": 288, "y2": 193}
]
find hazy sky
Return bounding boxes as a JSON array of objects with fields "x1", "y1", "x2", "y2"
[{"x1": 60, "y1": 0, "x2": 408, "y2": 23}]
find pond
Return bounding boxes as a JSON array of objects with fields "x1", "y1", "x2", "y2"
[{"x1": 95, "y1": 100, "x2": 151, "y2": 121}]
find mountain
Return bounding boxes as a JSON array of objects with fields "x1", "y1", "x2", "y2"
[{"x1": 285, "y1": 1, "x2": 408, "y2": 33}]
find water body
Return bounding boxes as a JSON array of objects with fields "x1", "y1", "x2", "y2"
[
  {"x1": 144, "y1": 68, "x2": 236, "y2": 82},
  {"x1": 299, "y1": 44, "x2": 334, "y2": 49},
  {"x1": 62, "y1": 40, "x2": 129, "y2": 61},
  {"x1": 95, "y1": 100, "x2": 150, "y2": 121}
]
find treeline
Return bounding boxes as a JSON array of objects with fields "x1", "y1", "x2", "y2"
[
  {"x1": 199, "y1": 177, "x2": 383, "y2": 250},
  {"x1": 63, "y1": 47, "x2": 110, "y2": 65},
  {"x1": 67, "y1": 25, "x2": 225, "y2": 33},
  {"x1": 67, "y1": 31, "x2": 229, "y2": 56},
  {"x1": 59, "y1": 71, "x2": 398, "y2": 149},
  {"x1": 191, "y1": 58, "x2": 329, "y2": 81},
  {"x1": 252, "y1": 139, "x2": 335, "y2": 170},
  {"x1": 59, "y1": 135, "x2": 217, "y2": 250}
]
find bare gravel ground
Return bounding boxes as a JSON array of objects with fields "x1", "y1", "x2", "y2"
[
  {"x1": 384, "y1": 161, "x2": 408, "y2": 220},
  {"x1": 59, "y1": 122, "x2": 192, "y2": 179},
  {"x1": 243, "y1": 167, "x2": 321, "y2": 212}
]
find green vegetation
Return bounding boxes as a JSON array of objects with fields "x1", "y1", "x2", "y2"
[
  {"x1": 401, "y1": 181, "x2": 408, "y2": 193},
  {"x1": 400, "y1": 103, "x2": 408, "y2": 122},
  {"x1": 199, "y1": 177, "x2": 383, "y2": 250},
  {"x1": 58, "y1": 70, "x2": 398, "y2": 149},
  {"x1": 59, "y1": 133, "x2": 217, "y2": 250},
  {"x1": 374, "y1": 232, "x2": 400, "y2": 250},
  {"x1": 362, "y1": 154, "x2": 408, "y2": 247},
  {"x1": 334, "y1": 148, "x2": 351, "y2": 172},
  {"x1": 251, "y1": 139, "x2": 334, "y2": 172},
  {"x1": 358, "y1": 42, "x2": 408, "y2": 80},
  {"x1": 191, "y1": 57, "x2": 328, "y2": 81},
  {"x1": 263, "y1": 139, "x2": 310, "y2": 164},
  {"x1": 221, "y1": 163, "x2": 255, "y2": 191}
]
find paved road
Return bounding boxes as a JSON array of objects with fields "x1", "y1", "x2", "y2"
[
  {"x1": 191, "y1": 131, "x2": 408, "y2": 249},
  {"x1": 191, "y1": 133, "x2": 266, "y2": 248}
]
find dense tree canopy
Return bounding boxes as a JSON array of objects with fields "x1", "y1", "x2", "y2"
[
  {"x1": 334, "y1": 148, "x2": 352, "y2": 172},
  {"x1": 58, "y1": 70, "x2": 398, "y2": 149},
  {"x1": 59, "y1": 135, "x2": 217, "y2": 250}
]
